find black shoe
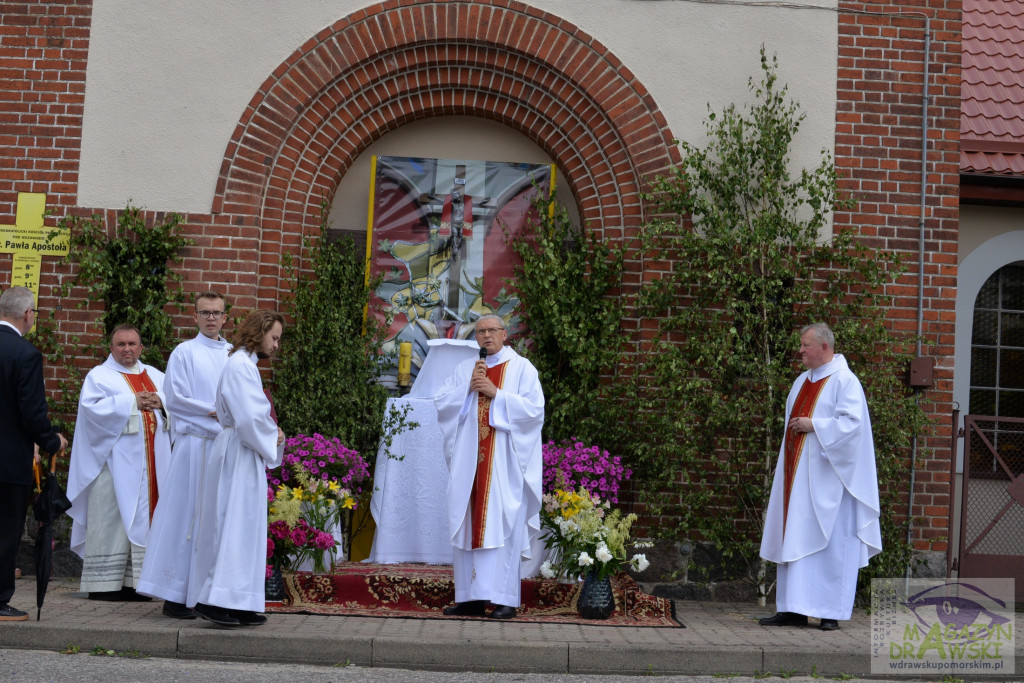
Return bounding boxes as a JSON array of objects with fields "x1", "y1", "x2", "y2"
[
  {"x1": 227, "y1": 609, "x2": 267, "y2": 626},
  {"x1": 90, "y1": 587, "x2": 151, "y2": 602},
  {"x1": 120, "y1": 587, "x2": 152, "y2": 602},
  {"x1": 88, "y1": 591, "x2": 122, "y2": 602},
  {"x1": 162, "y1": 601, "x2": 196, "y2": 619},
  {"x1": 758, "y1": 611, "x2": 807, "y2": 626},
  {"x1": 442, "y1": 600, "x2": 487, "y2": 616},
  {"x1": 819, "y1": 618, "x2": 840, "y2": 631},
  {"x1": 0, "y1": 604, "x2": 29, "y2": 621},
  {"x1": 194, "y1": 602, "x2": 240, "y2": 627},
  {"x1": 489, "y1": 605, "x2": 517, "y2": 620}
]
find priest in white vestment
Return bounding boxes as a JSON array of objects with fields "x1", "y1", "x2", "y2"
[
  {"x1": 435, "y1": 314, "x2": 544, "y2": 620},
  {"x1": 188, "y1": 310, "x2": 285, "y2": 628},
  {"x1": 138, "y1": 292, "x2": 230, "y2": 619},
  {"x1": 67, "y1": 324, "x2": 171, "y2": 601},
  {"x1": 759, "y1": 323, "x2": 881, "y2": 631}
]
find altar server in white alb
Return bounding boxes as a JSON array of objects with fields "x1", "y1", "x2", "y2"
[
  {"x1": 67, "y1": 324, "x2": 171, "y2": 601},
  {"x1": 435, "y1": 314, "x2": 544, "y2": 620},
  {"x1": 759, "y1": 322, "x2": 881, "y2": 632},
  {"x1": 189, "y1": 309, "x2": 285, "y2": 628},
  {"x1": 138, "y1": 291, "x2": 230, "y2": 619}
]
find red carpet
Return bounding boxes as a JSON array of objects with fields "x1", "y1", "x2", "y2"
[{"x1": 266, "y1": 562, "x2": 681, "y2": 627}]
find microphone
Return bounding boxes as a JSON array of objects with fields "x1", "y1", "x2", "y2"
[{"x1": 479, "y1": 347, "x2": 487, "y2": 360}]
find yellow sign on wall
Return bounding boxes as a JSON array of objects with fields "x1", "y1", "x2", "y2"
[{"x1": 0, "y1": 192, "x2": 70, "y2": 293}]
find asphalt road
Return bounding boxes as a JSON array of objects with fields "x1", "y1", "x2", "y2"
[{"x1": 0, "y1": 648, "x2": 938, "y2": 683}]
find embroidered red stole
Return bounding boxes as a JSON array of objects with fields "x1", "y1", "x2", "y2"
[
  {"x1": 470, "y1": 361, "x2": 508, "y2": 549},
  {"x1": 121, "y1": 370, "x2": 160, "y2": 521},
  {"x1": 782, "y1": 375, "x2": 829, "y2": 533}
]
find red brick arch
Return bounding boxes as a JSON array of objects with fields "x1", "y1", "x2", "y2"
[{"x1": 213, "y1": 0, "x2": 678, "y2": 300}]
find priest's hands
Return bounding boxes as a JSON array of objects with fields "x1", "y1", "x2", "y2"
[
  {"x1": 277, "y1": 428, "x2": 285, "y2": 446},
  {"x1": 471, "y1": 360, "x2": 497, "y2": 398},
  {"x1": 788, "y1": 417, "x2": 814, "y2": 433},
  {"x1": 136, "y1": 391, "x2": 162, "y2": 412}
]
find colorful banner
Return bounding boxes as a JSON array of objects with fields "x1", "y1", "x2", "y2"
[{"x1": 366, "y1": 156, "x2": 554, "y2": 387}]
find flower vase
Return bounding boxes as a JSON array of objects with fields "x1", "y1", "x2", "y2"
[
  {"x1": 311, "y1": 548, "x2": 333, "y2": 574},
  {"x1": 577, "y1": 572, "x2": 615, "y2": 619},
  {"x1": 265, "y1": 564, "x2": 286, "y2": 601}
]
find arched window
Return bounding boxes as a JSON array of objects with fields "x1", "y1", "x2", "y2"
[
  {"x1": 970, "y1": 263, "x2": 1024, "y2": 476},
  {"x1": 971, "y1": 264, "x2": 1024, "y2": 418}
]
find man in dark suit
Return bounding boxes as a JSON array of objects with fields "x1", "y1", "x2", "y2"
[{"x1": 0, "y1": 286, "x2": 66, "y2": 621}]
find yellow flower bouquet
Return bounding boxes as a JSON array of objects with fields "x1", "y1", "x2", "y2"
[
  {"x1": 267, "y1": 462, "x2": 356, "y2": 574},
  {"x1": 538, "y1": 486, "x2": 650, "y2": 582}
]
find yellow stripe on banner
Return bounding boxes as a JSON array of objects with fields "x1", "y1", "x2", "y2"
[
  {"x1": 365, "y1": 156, "x2": 378, "y2": 290},
  {"x1": 360, "y1": 156, "x2": 379, "y2": 336}
]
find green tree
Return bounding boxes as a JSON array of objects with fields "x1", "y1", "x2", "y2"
[
  {"x1": 508, "y1": 195, "x2": 630, "y2": 447},
  {"x1": 634, "y1": 49, "x2": 925, "y2": 600},
  {"x1": 273, "y1": 206, "x2": 410, "y2": 470}
]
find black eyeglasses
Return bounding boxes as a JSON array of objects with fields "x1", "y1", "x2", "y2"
[
  {"x1": 30, "y1": 308, "x2": 39, "y2": 315},
  {"x1": 197, "y1": 310, "x2": 225, "y2": 319}
]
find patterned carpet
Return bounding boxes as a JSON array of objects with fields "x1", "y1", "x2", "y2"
[{"x1": 266, "y1": 562, "x2": 681, "y2": 627}]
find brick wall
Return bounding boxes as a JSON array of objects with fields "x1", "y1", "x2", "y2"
[
  {"x1": 1, "y1": 0, "x2": 960, "y2": 549},
  {"x1": 835, "y1": 1, "x2": 961, "y2": 551},
  {"x1": 0, "y1": 0, "x2": 93, "y2": 384}
]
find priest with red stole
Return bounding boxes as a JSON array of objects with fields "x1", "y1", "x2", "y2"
[
  {"x1": 68, "y1": 324, "x2": 171, "y2": 601},
  {"x1": 435, "y1": 314, "x2": 544, "y2": 620},
  {"x1": 759, "y1": 322, "x2": 881, "y2": 631}
]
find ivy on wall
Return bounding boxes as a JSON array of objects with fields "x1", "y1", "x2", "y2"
[
  {"x1": 56, "y1": 201, "x2": 191, "y2": 370},
  {"x1": 508, "y1": 195, "x2": 631, "y2": 449}
]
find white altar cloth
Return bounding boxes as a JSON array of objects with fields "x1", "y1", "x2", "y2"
[{"x1": 367, "y1": 339, "x2": 480, "y2": 564}]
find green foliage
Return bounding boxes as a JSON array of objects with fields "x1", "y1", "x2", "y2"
[
  {"x1": 632, "y1": 49, "x2": 925, "y2": 591},
  {"x1": 273, "y1": 204, "x2": 411, "y2": 470},
  {"x1": 56, "y1": 202, "x2": 191, "y2": 370},
  {"x1": 508, "y1": 194, "x2": 630, "y2": 447}
]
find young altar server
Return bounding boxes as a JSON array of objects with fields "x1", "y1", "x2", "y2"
[
  {"x1": 188, "y1": 310, "x2": 285, "y2": 627},
  {"x1": 137, "y1": 291, "x2": 230, "y2": 619}
]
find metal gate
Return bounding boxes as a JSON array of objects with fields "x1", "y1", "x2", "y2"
[{"x1": 952, "y1": 414, "x2": 1024, "y2": 601}]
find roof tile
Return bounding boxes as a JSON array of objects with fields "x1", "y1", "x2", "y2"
[{"x1": 962, "y1": 0, "x2": 1024, "y2": 176}]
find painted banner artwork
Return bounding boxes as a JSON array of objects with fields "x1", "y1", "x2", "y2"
[{"x1": 366, "y1": 156, "x2": 554, "y2": 387}]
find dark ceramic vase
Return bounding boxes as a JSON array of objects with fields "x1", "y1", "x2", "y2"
[
  {"x1": 265, "y1": 565, "x2": 286, "y2": 601},
  {"x1": 577, "y1": 572, "x2": 614, "y2": 619}
]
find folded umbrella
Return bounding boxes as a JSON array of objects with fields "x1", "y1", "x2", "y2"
[{"x1": 32, "y1": 451, "x2": 71, "y2": 621}]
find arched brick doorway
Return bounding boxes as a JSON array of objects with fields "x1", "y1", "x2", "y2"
[{"x1": 212, "y1": 0, "x2": 678, "y2": 303}]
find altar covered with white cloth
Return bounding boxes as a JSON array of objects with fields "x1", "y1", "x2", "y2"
[{"x1": 367, "y1": 339, "x2": 479, "y2": 564}]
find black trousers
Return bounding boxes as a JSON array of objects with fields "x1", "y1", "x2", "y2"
[{"x1": 0, "y1": 481, "x2": 32, "y2": 605}]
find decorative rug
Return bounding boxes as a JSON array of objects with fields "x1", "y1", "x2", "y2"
[{"x1": 266, "y1": 562, "x2": 681, "y2": 627}]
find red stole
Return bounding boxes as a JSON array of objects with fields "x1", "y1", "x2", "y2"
[
  {"x1": 782, "y1": 375, "x2": 830, "y2": 533},
  {"x1": 121, "y1": 370, "x2": 160, "y2": 521},
  {"x1": 470, "y1": 361, "x2": 508, "y2": 549}
]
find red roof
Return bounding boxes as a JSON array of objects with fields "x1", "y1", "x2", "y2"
[{"x1": 962, "y1": 0, "x2": 1024, "y2": 176}]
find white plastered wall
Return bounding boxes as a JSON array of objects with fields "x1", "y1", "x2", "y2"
[{"x1": 79, "y1": 0, "x2": 838, "y2": 217}]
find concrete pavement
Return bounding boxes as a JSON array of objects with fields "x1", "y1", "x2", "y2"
[{"x1": 2, "y1": 577, "x2": 1021, "y2": 678}]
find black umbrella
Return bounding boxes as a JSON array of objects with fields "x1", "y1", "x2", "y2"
[{"x1": 32, "y1": 451, "x2": 71, "y2": 621}]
